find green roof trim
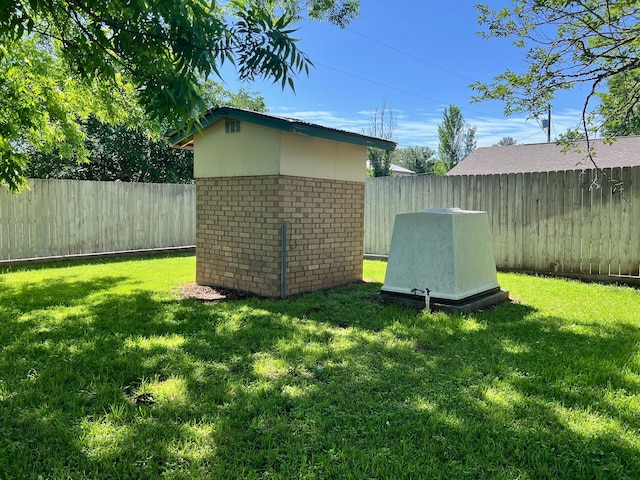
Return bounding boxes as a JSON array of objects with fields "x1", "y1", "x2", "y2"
[{"x1": 169, "y1": 106, "x2": 397, "y2": 150}]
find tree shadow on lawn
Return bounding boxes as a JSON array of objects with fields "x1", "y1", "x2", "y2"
[
  {"x1": 0, "y1": 275, "x2": 129, "y2": 313},
  {"x1": 0, "y1": 252, "x2": 194, "y2": 275},
  {"x1": 1, "y1": 280, "x2": 639, "y2": 478}
]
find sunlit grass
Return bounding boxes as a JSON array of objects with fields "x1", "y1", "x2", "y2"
[{"x1": 0, "y1": 255, "x2": 639, "y2": 478}]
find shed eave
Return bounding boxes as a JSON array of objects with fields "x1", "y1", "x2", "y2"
[{"x1": 168, "y1": 106, "x2": 396, "y2": 151}]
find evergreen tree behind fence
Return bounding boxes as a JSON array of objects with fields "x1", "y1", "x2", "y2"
[
  {"x1": 365, "y1": 167, "x2": 640, "y2": 279},
  {"x1": 0, "y1": 179, "x2": 195, "y2": 262}
]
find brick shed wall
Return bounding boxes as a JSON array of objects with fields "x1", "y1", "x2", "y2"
[{"x1": 196, "y1": 175, "x2": 364, "y2": 297}]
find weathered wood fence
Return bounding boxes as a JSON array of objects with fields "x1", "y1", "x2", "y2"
[
  {"x1": 3, "y1": 171, "x2": 640, "y2": 280},
  {"x1": 0, "y1": 179, "x2": 195, "y2": 262},
  {"x1": 365, "y1": 167, "x2": 640, "y2": 278}
]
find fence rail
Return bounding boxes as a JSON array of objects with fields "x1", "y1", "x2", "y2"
[
  {"x1": 0, "y1": 179, "x2": 196, "y2": 262},
  {"x1": 365, "y1": 167, "x2": 640, "y2": 278}
]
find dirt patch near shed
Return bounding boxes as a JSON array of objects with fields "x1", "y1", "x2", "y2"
[{"x1": 177, "y1": 283, "x2": 256, "y2": 302}]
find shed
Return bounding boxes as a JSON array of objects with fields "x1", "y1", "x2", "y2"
[{"x1": 170, "y1": 107, "x2": 395, "y2": 297}]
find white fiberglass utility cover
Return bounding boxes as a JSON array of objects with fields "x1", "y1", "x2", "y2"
[{"x1": 381, "y1": 208, "x2": 500, "y2": 301}]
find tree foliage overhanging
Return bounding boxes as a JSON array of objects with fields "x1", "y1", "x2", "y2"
[
  {"x1": 25, "y1": 117, "x2": 194, "y2": 184},
  {"x1": 599, "y1": 70, "x2": 640, "y2": 136},
  {"x1": 473, "y1": 1, "x2": 640, "y2": 139},
  {"x1": 24, "y1": 85, "x2": 267, "y2": 184},
  {"x1": 0, "y1": 0, "x2": 360, "y2": 192}
]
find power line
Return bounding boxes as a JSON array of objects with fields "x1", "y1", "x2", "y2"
[
  {"x1": 315, "y1": 62, "x2": 447, "y2": 106},
  {"x1": 316, "y1": 61, "x2": 548, "y2": 145},
  {"x1": 346, "y1": 28, "x2": 477, "y2": 83},
  {"x1": 314, "y1": 62, "x2": 508, "y2": 122},
  {"x1": 310, "y1": 29, "x2": 550, "y2": 143},
  {"x1": 516, "y1": 130, "x2": 546, "y2": 144}
]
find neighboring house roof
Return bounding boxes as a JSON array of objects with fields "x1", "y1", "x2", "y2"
[
  {"x1": 447, "y1": 136, "x2": 640, "y2": 175},
  {"x1": 366, "y1": 161, "x2": 416, "y2": 175},
  {"x1": 169, "y1": 106, "x2": 397, "y2": 151},
  {"x1": 390, "y1": 164, "x2": 416, "y2": 175}
]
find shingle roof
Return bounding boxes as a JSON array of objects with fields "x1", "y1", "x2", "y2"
[
  {"x1": 447, "y1": 136, "x2": 640, "y2": 175},
  {"x1": 169, "y1": 106, "x2": 397, "y2": 151}
]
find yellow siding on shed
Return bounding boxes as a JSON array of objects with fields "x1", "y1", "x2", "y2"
[
  {"x1": 194, "y1": 120, "x2": 280, "y2": 178},
  {"x1": 280, "y1": 132, "x2": 366, "y2": 182}
]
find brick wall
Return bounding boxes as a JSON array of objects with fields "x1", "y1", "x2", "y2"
[{"x1": 196, "y1": 175, "x2": 364, "y2": 297}]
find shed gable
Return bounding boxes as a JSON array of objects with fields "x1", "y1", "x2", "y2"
[{"x1": 194, "y1": 119, "x2": 281, "y2": 178}]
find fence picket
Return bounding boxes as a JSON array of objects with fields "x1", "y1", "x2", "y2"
[
  {"x1": 488, "y1": 174, "x2": 500, "y2": 263},
  {"x1": 609, "y1": 169, "x2": 620, "y2": 275},
  {"x1": 513, "y1": 173, "x2": 524, "y2": 269},
  {"x1": 590, "y1": 171, "x2": 604, "y2": 274},
  {"x1": 6, "y1": 186, "x2": 17, "y2": 259},
  {"x1": 568, "y1": 170, "x2": 582, "y2": 272},
  {"x1": 618, "y1": 168, "x2": 632, "y2": 275},
  {"x1": 631, "y1": 167, "x2": 640, "y2": 276}
]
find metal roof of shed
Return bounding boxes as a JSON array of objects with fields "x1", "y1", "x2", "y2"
[{"x1": 169, "y1": 106, "x2": 397, "y2": 151}]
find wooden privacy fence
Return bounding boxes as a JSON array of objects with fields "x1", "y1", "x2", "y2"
[
  {"x1": 365, "y1": 167, "x2": 640, "y2": 278},
  {"x1": 0, "y1": 179, "x2": 196, "y2": 262}
]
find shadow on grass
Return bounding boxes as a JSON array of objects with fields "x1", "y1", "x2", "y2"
[
  {"x1": 0, "y1": 276, "x2": 129, "y2": 313},
  {"x1": 0, "y1": 252, "x2": 195, "y2": 275},
  {"x1": 0, "y1": 279, "x2": 639, "y2": 478}
]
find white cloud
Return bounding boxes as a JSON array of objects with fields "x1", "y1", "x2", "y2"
[
  {"x1": 271, "y1": 107, "x2": 372, "y2": 135},
  {"x1": 469, "y1": 108, "x2": 585, "y2": 147},
  {"x1": 269, "y1": 107, "x2": 586, "y2": 150}
]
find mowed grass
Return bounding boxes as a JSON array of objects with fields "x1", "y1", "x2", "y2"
[{"x1": 1, "y1": 254, "x2": 639, "y2": 479}]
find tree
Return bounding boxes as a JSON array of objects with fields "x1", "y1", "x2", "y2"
[
  {"x1": 25, "y1": 117, "x2": 193, "y2": 183},
  {"x1": 367, "y1": 101, "x2": 396, "y2": 177},
  {"x1": 495, "y1": 137, "x2": 517, "y2": 146},
  {"x1": 437, "y1": 105, "x2": 476, "y2": 171},
  {"x1": 0, "y1": 0, "x2": 360, "y2": 192},
  {"x1": 599, "y1": 70, "x2": 640, "y2": 136},
  {"x1": 25, "y1": 86, "x2": 267, "y2": 183},
  {"x1": 473, "y1": 1, "x2": 640, "y2": 143},
  {"x1": 393, "y1": 146, "x2": 437, "y2": 174},
  {"x1": 0, "y1": 36, "x2": 133, "y2": 192},
  {"x1": 200, "y1": 84, "x2": 267, "y2": 114}
]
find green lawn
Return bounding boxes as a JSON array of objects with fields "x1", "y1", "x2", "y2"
[{"x1": 1, "y1": 255, "x2": 639, "y2": 479}]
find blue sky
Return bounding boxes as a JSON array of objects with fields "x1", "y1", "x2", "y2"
[{"x1": 223, "y1": 1, "x2": 589, "y2": 149}]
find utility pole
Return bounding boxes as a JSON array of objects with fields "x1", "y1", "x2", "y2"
[
  {"x1": 547, "y1": 105, "x2": 551, "y2": 143},
  {"x1": 541, "y1": 105, "x2": 551, "y2": 142}
]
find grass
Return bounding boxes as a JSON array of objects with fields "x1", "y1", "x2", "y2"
[{"x1": 1, "y1": 254, "x2": 639, "y2": 479}]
